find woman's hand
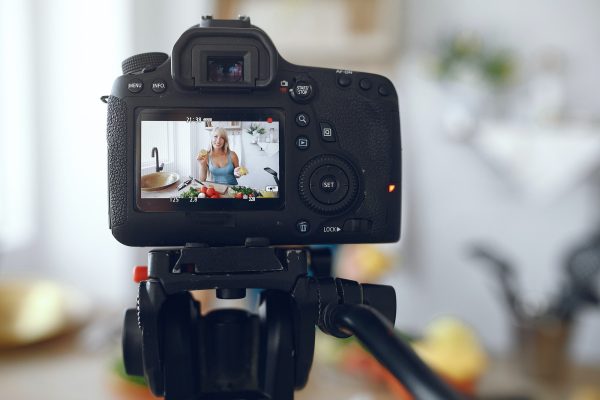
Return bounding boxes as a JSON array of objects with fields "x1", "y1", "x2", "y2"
[
  {"x1": 199, "y1": 155, "x2": 208, "y2": 169},
  {"x1": 197, "y1": 150, "x2": 208, "y2": 168},
  {"x1": 234, "y1": 166, "x2": 248, "y2": 178}
]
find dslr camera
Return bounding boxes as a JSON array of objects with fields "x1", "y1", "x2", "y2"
[
  {"x1": 106, "y1": 16, "x2": 460, "y2": 400},
  {"x1": 106, "y1": 16, "x2": 401, "y2": 247}
]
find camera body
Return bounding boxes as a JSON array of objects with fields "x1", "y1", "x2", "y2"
[{"x1": 106, "y1": 17, "x2": 401, "y2": 247}]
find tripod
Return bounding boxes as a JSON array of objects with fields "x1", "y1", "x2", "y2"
[{"x1": 122, "y1": 243, "x2": 462, "y2": 400}]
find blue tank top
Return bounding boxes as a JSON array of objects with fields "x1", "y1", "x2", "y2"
[{"x1": 209, "y1": 152, "x2": 238, "y2": 185}]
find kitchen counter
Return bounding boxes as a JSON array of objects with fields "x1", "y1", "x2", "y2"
[{"x1": 141, "y1": 182, "x2": 234, "y2": 199}]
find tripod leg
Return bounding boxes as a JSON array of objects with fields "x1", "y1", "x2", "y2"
[
  {"x1": 261, "y1": 291, "x2": 295, "y2": 400},
  {"x1": 162, "y1": 292, "x2": 199, "y2": 400}
]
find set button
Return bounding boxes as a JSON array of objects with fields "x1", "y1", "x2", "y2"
[
  {"x1": 319, "y1": 175, "x2": 338, "y2": 192},
  {"x1": 309, "y1": 165, "x2": 349, "y2": 205}
]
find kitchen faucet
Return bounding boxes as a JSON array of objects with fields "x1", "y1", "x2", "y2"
[{"x1": 151, "y1": 147, "x2": 164, "y2": 172}]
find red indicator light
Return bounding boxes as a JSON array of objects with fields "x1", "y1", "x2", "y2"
[
  {"x1": 267, "y1": 117, "x2": 273, "y2": 123},
  {"x1": 388, "y1": 184, "x2": 396, "y2": 193},
  {"x1": 133, "y1": 265, "x2": 149, "y2": 283}
]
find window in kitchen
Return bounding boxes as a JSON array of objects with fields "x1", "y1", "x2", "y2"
[{"x1": 0, "y1": 1, "x2": 35, "y2": 251}]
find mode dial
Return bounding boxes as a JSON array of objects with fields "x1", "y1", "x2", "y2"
[
  {"x1": 298, "y1": 155, "x2": 359, "y2": 215},
  {"x1": 122, "y1": 52, "x2": 169, "y2": 75}
]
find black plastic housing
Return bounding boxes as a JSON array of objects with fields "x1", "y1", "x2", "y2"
[{"x1": 106, "y1": 17, "x2": 401, "y2": 247}]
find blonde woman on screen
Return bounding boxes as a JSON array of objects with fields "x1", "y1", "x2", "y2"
[{"x1": 198, "y1": 127, "x2": 241, "y2": 185}]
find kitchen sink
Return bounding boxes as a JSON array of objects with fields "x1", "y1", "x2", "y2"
[{"x1": 141, "y1": 172, "x2": 180, "y2": 191}]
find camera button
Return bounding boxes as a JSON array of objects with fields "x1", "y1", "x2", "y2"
[
  {"x1": 359, "y1": 78, "x2": 372, "y2": 90},
  {"x1": 337, "y1": 75, "x2": 352, "y2": 87},
  {"x1": 296, "y1": 220, "x2": 310, "y2": 234},
  {"x1": 151, "y1": 79, "x2": 167, "y2": 93},
  {"x1": 295, "y1": 113, "x2": 310, "y2": 127},
  {"x1": 127, "y1": 79, "x2": 144, "y2": 93},
  {"x1": 319, "y1": 122, "x2": 336, "y2": 142},
  {"x1": 378, "y1": 85, "x2": 390, "y2": 96},
  {"x1": 296, "y1": 136, "x2": 310, "y2": 150}
]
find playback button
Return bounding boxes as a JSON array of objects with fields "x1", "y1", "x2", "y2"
[{"x1": 296, "y1": 136, "x2": 310, "y2": 150}]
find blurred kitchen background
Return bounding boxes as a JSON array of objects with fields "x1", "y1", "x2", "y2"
[{"x1": 1, "y1": 0, "x2": 600, "y2": 399}]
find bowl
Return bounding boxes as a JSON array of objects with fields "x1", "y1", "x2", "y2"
[
  {"x1": 140, "y1": 172, "x2": 180, "y2": 191},
  {"x1": 0, "y1": 280, "x2": 90, "y2": 348}
]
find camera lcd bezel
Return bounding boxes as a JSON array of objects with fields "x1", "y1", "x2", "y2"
[{"x1": 135, "y1": 107, "x2": 286, "y2": 213}]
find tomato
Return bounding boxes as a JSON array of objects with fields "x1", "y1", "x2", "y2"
[
  {"x1": 206, "y1": 187, "x2": 216, "y2": 197},
  {"x1": 234, "y1": 192, "x2": 243, "y2": 199},
  {"x1": 211, "y1": 193, "x2": 221, "y2": 199},
  {"x1": 200, "y1": 186, "x2": 207, "y2": 194}
]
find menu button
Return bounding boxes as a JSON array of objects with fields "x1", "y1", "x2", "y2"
[{"x1": 127, "y1": 79, "x2": 143, "y2": 93}]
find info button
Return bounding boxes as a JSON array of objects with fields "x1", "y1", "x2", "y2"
[{"x1": 151, "y1": 79, "x2": 167, "y2": 93}]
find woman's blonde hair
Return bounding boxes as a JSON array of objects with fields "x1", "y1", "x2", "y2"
[{"x1": 210, "y1": 127, "x2": 230, "y2": 153}]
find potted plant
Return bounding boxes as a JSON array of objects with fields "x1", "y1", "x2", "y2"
[{"x1": 246, "y1": 123, "x2": 266, "y2": 143}]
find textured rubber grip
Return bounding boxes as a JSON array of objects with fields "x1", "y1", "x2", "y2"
[
  {"x1": 122, "y1": 52, "x2": 169, "y2": 75},
  {"x1": 106, "y1": 96, "x2": 128, "y2": 228}
]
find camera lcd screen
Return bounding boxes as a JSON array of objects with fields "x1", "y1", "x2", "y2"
[
  {"x1": 207, "y1": 57, "x2": 244, "y2": 82},
  {"x1": 137, "y1": 109, "x2": 283, "y2": 212}
]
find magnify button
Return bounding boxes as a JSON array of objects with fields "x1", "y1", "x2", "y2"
[{"x1": 295, "y1": 113, "x2": 310, "y2": 127}]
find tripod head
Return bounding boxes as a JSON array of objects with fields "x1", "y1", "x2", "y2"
[{"x1": 123, "y1": 244, "x2": 397, "y2": 399}]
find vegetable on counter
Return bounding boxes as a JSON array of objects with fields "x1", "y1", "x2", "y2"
[
  {"x1": 230, "y1": 186, "x2": 262, "y2": 198},
  {"x1": 179, "y1": 187, "x2": 200, "y2": 199},
  {"x1": 180, "y1": 186, "x2": 222, "y2": 199}
]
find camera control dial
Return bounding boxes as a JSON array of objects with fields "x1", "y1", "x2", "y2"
[
  {"x1": 122, "y1": 52, "x2": 169, "y2": 75},
  {"x1": 298, "y1": 155, "x2": 359, "y2": 215}
]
